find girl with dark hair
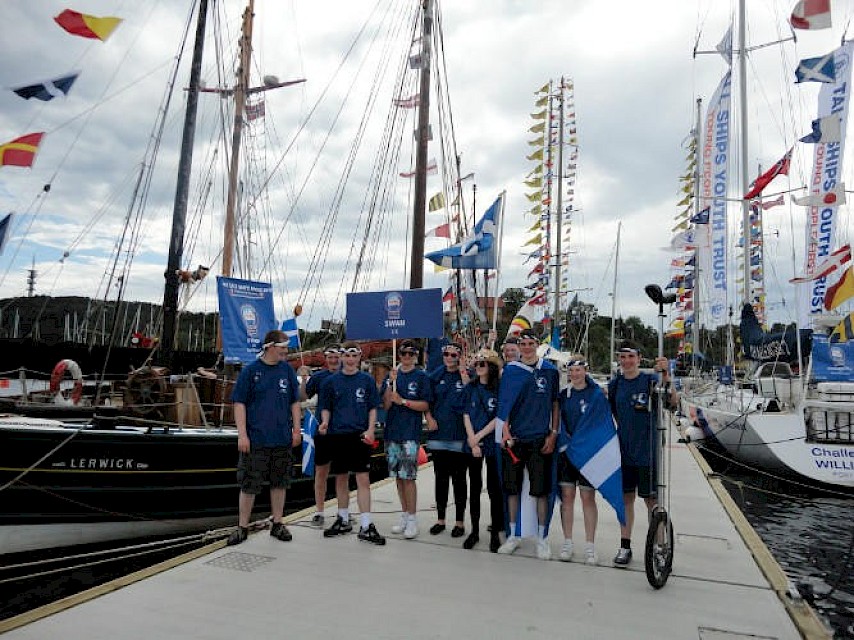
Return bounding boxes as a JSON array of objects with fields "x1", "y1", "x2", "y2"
[{"x1": 461, "y1": 349, "x2": 504, "y2": 552}]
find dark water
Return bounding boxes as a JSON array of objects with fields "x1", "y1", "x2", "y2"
[{"x1": 708, "y1": 455, "x2": 854, "y2": 639}]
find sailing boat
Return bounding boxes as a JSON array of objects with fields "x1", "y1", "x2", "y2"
[
  {"x1": 678, "y1": 0, "x2": 854, "y2": 491},
  {"x1": 0, "y1": 0, "x2": 451, "y2": 553}
]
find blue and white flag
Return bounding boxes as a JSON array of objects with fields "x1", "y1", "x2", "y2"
[
  {"x1": 689, "y1": 206, "x2": 710, "y2": 224},
  {"x1": 795, "y1": 53, "x2": 835, "y2": 83},
  {"x1": 281, "y1": 317, "x2": 300, "y2": 348},
  {"x1": 425, "y1": 193, "x2": 502, "y2": 270},
  {"x1": 301, "y1": 409, "x2": 318, "y2": 476},
  {"x1": 564, "y1": 387, "x2": 626, "y2": 526},
  {"x1": 12, "y1": 72, "x2": 79, "y2": 101},
  {"x1": 800, "y1": 114, "x2": 842, "y2": 143},
  {"x1": 0, "y1": 213, "x2": 12, "y2": 255}
]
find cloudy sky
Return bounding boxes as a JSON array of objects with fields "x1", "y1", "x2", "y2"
[{"x1": 1, "y1": 0, "x2": 853, "y2": 335}]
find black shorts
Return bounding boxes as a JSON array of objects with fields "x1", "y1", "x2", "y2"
[
  {"x1": 237, "y1": 446, "x2": 293, "y2": 495},
  {"x1": 557, "y1": 454, "x2": 592, "y2": 489},
  {"x1": 501, "y1": 438, "x2": 553, "y2": 497},
  {"x1": 314, "y1": 432, "x2": 371, "y2": 475},
  {"x1": 621, "y1": 464, "x2": 656, "y2": 498}
]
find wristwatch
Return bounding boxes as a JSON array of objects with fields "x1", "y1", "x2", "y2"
[{"x1": 549, "y1": 429, "x2": 559, "y2": 435}]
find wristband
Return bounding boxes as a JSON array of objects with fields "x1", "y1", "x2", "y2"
[{"x1": 403, "y1": 399, "x2": 410, "y2": 408}]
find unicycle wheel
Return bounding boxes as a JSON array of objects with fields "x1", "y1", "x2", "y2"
[{"x1": 645, "y1": 506, "x2": 674, "y2": 589}]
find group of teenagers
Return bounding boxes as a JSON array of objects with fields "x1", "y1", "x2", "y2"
[{"x1": 226, "y1": 327, "x2": 678, "y2": 568}]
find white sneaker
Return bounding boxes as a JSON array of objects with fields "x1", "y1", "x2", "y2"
[
  {"x1": 585, "y1": 546, "x2": 598, "y2": 566},
  {"x1": 536, "y1": 539, "x2": 551, "y2": 561},
  {"x1": 403, "y1": 518, "x2": 419, "y2": 539},
  {"x1": 497, "y1": 536, "x2": 520, "y2": 555},
  {"x1": 391, "y1": 513, "x2": 407, "y2": 535},
  {"x1": 559, "y1": 540, "x2": 574, "y2": 562}
]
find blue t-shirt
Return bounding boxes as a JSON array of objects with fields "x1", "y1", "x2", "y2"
[
  {"x1": 557, "y1": 375, "x2": 602, "y2": 452},
  {"x1": 501, "y1": 360, "x2": 559, "y2": 442},
  {"x1": 608, "y1": 372, "x2": 656, "y2": 466},
  {"x1": 427, "y1": 366, "x2": 466, "y2": 443},
  {"x1": 381, "y1": 367, "x2": 434, "y2": 442},
  {"x1": 317, "y1": 370, "x2": 380, "y2": 434},
  {"x1": 462, "y1": 382, "x2": 498, "y2": 457},
  {"x1": 306, "y1": 368, "x2": 336, "y2": 399},
  {"x1": 231, "y1": 359, "x2": 299, "y2": 447}
]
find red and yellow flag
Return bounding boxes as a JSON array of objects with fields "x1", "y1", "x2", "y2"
[
  {"x1": 825, "y1": 266, "x2": 854, "y2": 310},
  {"x1": 54, "y1": 9, "x2": 122, "y2": 41},
  {"x1": 0, "y1": 133, "x2": 45, "y2": 168}
]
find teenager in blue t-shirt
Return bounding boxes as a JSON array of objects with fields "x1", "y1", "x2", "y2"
[
  {"x1": 316, "y1": 341, "x2": 385, "y2": 545},
  {"x1": 462, "y1": 349, "x2": 504, "y2": 552},
  {"x1": 608, "y1": 342, "x2": 677, "y2": 567},
  {"x1": 425, "y1": 342, "x2": 469, "y2": 539},
  {"x1": 381, "y1": 340, "x2": 433, "y2": 539},
  {"x1": 227, "y1": 330, "x2": 302, "y2": 546}
]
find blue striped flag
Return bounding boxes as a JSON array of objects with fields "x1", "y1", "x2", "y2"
[
  {"x1": 301, "y1": 410, "x2": 318, "y2": 476},
  {"x1": 281, "y1": 317, "x2": 300, "y2": 348}
]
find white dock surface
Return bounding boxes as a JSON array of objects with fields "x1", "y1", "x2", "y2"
[{"x1": 2, "y1": 431, "x2": 828, "y2": 639}]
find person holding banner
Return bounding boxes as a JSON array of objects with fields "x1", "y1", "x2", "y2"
[
  {"x1": 425, "y1": 342, "x2": 470, "y2": 540},
  {"x1": 227, "y1": 330, "x2": 302, "y2": 546},
  {"x1": 462, "y1": 349, "x2": 504, "y2": 552},
  {"x1": 316, "y1": 342, "x2": 386, "y2": 545},
  {"x1": 298, "y1": 344, "x2": 342, "y2": 529},
  {"x1": 496, "y1": 329, "x2": 560, "y2": 560},
  {"x1": 382, "y1": 340, "x2": 434, "y2": 539},
  {"x1": 608, "y1": 342, "x2": 677, "y2": 568}
]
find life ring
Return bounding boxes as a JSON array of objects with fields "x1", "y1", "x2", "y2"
[{"x1": 50, "y1": 359, "x2": 84, "y2": 405}]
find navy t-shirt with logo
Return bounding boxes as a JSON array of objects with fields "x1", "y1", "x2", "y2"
[
  {"x1": 317, "y1": 370, "x2": 381, "y2": 434},
  {"x1": 231, "y1": 359, "x2": 299, "y2": 447}
]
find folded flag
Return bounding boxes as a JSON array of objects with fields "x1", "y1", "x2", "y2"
[
  {"x1": 280, "y1": 317, "x2": 300, "y2": 348},
  {"x1": 690, "y1": 207, "x2": 710, "y2": 224},
  {"x1": 792, "y1": 182, "x2": 846, "y2": 207},
  {"x1": 55, "y1": 9, "x2": 122, "y2": 41},
  {"x1": 12, "y1": 72, "x2": 79, "y2": 101},
  {"x1": 790, "y1": 0, "x2": 832, "y2": 30},
  {"x1": 743, "y1": 148, "x2": 792, "y2": 200},
  {"x1": 301, "y1": 410, "x2": 318, "y2": 476},
  {"x1": 800, "y1": 114, "x2": 841, "y2": 143},
  {"x1": 795, "y1": 52, "x2": 835, "y2": 83},
  {"x1": 0, "y1": 213, "x2": 12, "y2": 255},
  {"x1": 824, "y1": 266, "x2": 854, "y2": 310},
  {"x1": 0, "y1": 132, "x2": 45, "y2": 168},
  {"x1": 790, "y1": 244, "x2": 851, "y2": 283},
  {"x1": 830, "y1": 312, "x2": 854, "y2": 343}
]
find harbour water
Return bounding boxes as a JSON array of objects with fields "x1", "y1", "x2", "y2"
[{"x1": 712, "y1": 463, "x2": 854, "y2": 638}]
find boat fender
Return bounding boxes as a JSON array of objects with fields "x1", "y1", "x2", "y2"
[{"x1": 50, "y1": 359, "x2": 84, "y2": 405}]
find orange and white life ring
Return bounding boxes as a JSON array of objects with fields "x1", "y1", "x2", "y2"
[{"x1": 50, "y1": 359, "x2": 83, "y2": 405}]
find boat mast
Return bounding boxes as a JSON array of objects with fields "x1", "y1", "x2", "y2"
[
  {"x1": 552, "y1": 77, "x2": 566, "y2": 343},
  {"x1": 222, "y1": 0, "x2": 255, "y2": 281},
  {"x1": 738, "y1": 0, "x2": 751, "y2": 307},
  {"x1": 161, "y1": 0, "x2": 209, "y2": 363},
  {"x1": 609, "y1": 221, "x2": 621, "y2": 375},
  {"x1": 409, "y1": 0, "x2": 434, "y2": 290},
  {"x1": 692, "y1": 97, "x2": 702, "y2": 375}
]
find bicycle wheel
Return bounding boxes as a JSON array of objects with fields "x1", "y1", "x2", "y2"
[{"x1": 645, "y1": 506, "x2": 674, "y2": 589}]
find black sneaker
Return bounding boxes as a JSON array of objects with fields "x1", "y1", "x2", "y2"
[
  {"x1": 323, "y1": 515, "x2": 353, "y2": 538},
  {"x1": 613, "y1": 547, "x2": 632, "y2": 567},
  {"x1": 227, "y1": 526, "x2": 248, "y2": 546},
  {"x1": 357, "y1": 523, "x2": 386, "y2": 546},
  {"x1": 270, "y1": 522, "x2": 292, "y2": 542}
]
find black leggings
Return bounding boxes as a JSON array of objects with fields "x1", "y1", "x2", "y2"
[
  {"x1": 467, "y1": 454, "x2": 503, "y2": 532},
  {"x1": 432, "y1": 449, "x2": 467, "y2": 522}
]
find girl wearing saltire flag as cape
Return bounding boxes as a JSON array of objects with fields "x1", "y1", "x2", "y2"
[
  {"x1": 493, "y1": 330, "x2": 560, "y2": 561},
  {"x1": 555, "y1": 357, "x2": 625, "y2": 566}
]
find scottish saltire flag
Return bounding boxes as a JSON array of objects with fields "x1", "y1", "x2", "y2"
[
  {"x1": 564, "y1": 388, "x2": 626, "y2": 526},
  {"x1": 12, "y1": 73, "x2": 79, "y2": 101},
  {"x1": 795, "y1": 53, "x2": 835, "y2": 83},
  {"x1": 425, "y1": 193, "x2": 503, "y2": 269},
  {"x1": 281, "y1": 317, "x2": 300, "y2": 348},
  {"x1": 425, "y1": 194, "x2": 501, "y2": 268},
  {"x1": 689, "y1": 207, "x2": 710, "y2": 224},
  {"x1": 0, "y1": 213, "x2": 12, "y2": 256},
  {"x1": 800, "y1": 115, "x2": 842, "y2": 143},
  {"x1": 301, "y1": 410, "x2": 318, "y2": 476}
]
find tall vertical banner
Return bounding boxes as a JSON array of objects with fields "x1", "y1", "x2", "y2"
[
  {"x1": 799, "y1": 41, "x2": 854, "y2": 327},
  {"x1": 217, "y1": 276, "x2": 277, "y2": 364},
  {"x1": 698, "y1": 70, "x2": 732, "y2": 326}
]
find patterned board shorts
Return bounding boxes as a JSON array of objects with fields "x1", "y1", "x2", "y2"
[{"x1": 385, "y1": 440, "x2": 419, "y2": 480}]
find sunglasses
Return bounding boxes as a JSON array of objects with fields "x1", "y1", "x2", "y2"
[
  {"x1": 474, "y1": 361, "x2": 488, "y2": 367},
  {"x1": 399, "y1": 350, "x2": 418, "y2": 356},
  {"x1": 443, "y1": 352, "x2": 460, "y2": 359}
]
